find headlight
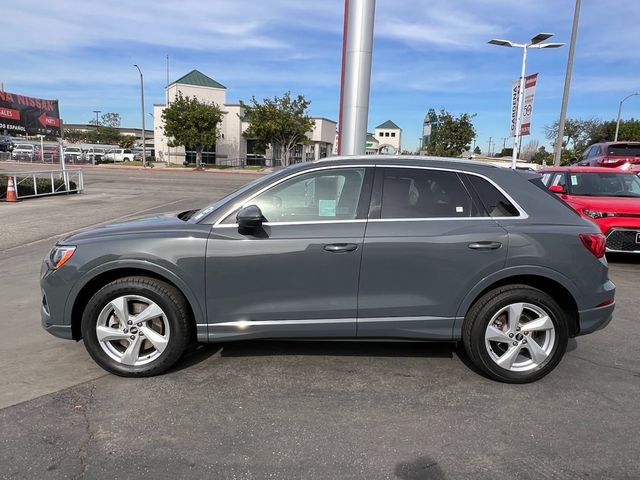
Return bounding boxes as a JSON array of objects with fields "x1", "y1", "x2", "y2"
[
  {"x1": 50, "y1": 246, "x2": 76, "y2": 269},
  {"x1": 582, "y1": 209, "x2": 615, "y2": 219}
]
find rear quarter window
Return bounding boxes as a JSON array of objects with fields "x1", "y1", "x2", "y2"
[{"x1": 466, "y1": 174, "x2": 520, "y2": 217}]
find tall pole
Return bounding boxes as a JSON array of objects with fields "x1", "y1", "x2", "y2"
[
  {"x1": 93, "y1": 110, "x2": 101, "y2": 130},
  {"x1": 553, "y1": 0, "x2": 580, "y2": 166},
  {"x1": 615, "y1": 93, "x2": 639, "y2": 141},
  {"x1": 512, "y1": 46, "x2": 527, "y2": 169},
  {"x1": 133, "y1": 65, "x2": 147, "y2": 168},
  {"x1": 338, "y1": 0, "x2": 376, "y2": 156}
]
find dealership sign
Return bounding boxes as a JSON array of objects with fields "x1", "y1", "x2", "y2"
[
  {"x1": 510, "y1": 73, "x2": 538, "y2": 137},
  {"x1": 0, "y1": 90, "x2": 61, "y2": 137}
]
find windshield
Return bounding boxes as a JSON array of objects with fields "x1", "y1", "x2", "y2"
[
  {"x1": 15, "y1": 144, "x2": 32, "y2": 149},
  {"x1": 66, "y1": 148, "x2": 81, "y2": 153},
  {"x1": 567, "y1": 172, "x2": 640, "y2": 197},
  {"x1": 607, "y1": 144, "x2": 640, "y2": 156}
]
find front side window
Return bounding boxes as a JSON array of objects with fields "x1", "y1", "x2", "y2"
[
  {"x1": 380, "y1": 169, "x2": 475, "y2": 219},
  {"x1": 235, "y1": 168, "x2": 366, "y2": 223}
]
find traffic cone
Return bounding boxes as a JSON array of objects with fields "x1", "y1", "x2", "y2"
[{"x1": 6, "y1": 177, "x2": 18, "y2": 202}]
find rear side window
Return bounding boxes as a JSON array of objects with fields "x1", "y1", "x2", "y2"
[
  {"x1": 466, "y1": 175, "x2": 520, "y2": 217},
  {"x1": 380, "y1": 168, "x2": 476, "y2": 218},
  {"x1": 607, "y1": 143, "x2": 640, "y2": 156}
]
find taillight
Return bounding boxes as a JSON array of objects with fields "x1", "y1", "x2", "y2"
[{"x1": 579, "y1": 233, "x2": 606, "y2": 258}]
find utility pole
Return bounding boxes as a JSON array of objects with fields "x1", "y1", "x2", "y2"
[
  {"x1": 553, "y1": 0, "x2": 581, "y2": 166},
  {"x1": 488, "y1": 137, "x2": 493, "y2": 157},
  {"x1": 93, "y1": 110, "x2": 101, "y2": 130}
]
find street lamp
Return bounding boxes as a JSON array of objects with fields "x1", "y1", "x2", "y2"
[
  {"x1": 133, "y1": 64, "x2": 147, "y2": 168},
  {"x1": 489, "y1": 33, "x2": 564, "y2": 169},
  {"x1": 614, "y1": 92, "x2": 639, "y2": 142}
]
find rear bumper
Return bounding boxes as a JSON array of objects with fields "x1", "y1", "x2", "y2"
[{"x1": 576, "y1": 302, "x2": 615, "y2": 336}]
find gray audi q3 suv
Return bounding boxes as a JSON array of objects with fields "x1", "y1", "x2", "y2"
[{"x1": 41, "y1": 157, "x2": 615, "y2": 383}]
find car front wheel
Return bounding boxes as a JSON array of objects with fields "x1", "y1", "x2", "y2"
[
  {"x1": 462, "y1": 285, "x2": 568, "y2": 383},
  {"x1": 81, "y1": 276, "x2": 192, "y2": 377}
]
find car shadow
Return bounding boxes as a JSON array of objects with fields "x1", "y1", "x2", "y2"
[{"x1": 215, "y1": 339, "x2": 456, "y2": 359}]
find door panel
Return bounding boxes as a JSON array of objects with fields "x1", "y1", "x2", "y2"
[
  {"x1": 206, "y1": 223, "x2": 365, "y2": 339},
  {"x1": 357, "y1": 167, "x2": 509, "y2": 340},
  {"x1": 205, "y1": 166, "x2": 373, "y2": 341}
]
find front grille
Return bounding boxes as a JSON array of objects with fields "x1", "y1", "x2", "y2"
[{"x1": 606, "y1": 229, "x2": 640, "y2": 252}]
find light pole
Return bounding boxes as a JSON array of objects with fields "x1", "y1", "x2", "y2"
[
  {"x1": 489, "y1": 33, "x2": 564, "y2": 169},
  {"x1": 133, "y1": 64, "x2": 147, "y2": 168},
  {"x1": 553, "y1": 0, "x2": 580, "y2": 166},
  {"x1": 614, "y1": 92, "x2": 639, "y2": 142}
]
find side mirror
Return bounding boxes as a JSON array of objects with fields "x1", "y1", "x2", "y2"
[
  {"x1": 236, "y1": 205, "x2": 264, "y2": 231},
  {"x1": 549, "y1": 185, "x2": 565, "y2": 194}
]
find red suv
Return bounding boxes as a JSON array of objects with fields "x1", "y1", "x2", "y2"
[
  {"x1": 540, "y1": 167, "x2": 640, "y2": 253},
  {"x1": 575, "y1": 142, "x2": 640, "y2": 169}
]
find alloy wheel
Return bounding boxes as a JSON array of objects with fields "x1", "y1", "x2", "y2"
[
  {"x1": 96, "y1": 295, "x2": 170, "y2": 366},
  {"x1": 484, "y1": 302, "x2": 556, "y2": 372}
]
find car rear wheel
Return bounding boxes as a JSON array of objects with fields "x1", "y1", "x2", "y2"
[
  {"x1": 81, "y1": 276, "x2": 192, "y2": 377},
  {"x1": 462, "y1": 285, "x2": 568, "y2": 383}
]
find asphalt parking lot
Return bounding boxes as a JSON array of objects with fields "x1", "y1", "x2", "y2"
[{"x1": 1, "y1": 165, "x2": 639, "y2": 479}]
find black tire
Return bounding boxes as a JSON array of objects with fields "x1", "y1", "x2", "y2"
[
  {"x1": 81, "y1": 276, "x2": 192, "y2": 377},
  {"x1": 462, "y1": 285, "x2": 568, "y2": 384}
]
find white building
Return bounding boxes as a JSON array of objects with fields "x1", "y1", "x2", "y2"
[
  {"x1": 373, "y1": 120, "x2": 402, "y2": 154},
  {"x1": 153, "y1": 70, "x2": 336, "y2": 166}
]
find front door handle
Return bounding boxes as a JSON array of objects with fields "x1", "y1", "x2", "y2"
[
  {"x1": 324, "y1": 243, "x2": 358, "y2": 253},
  {"x1": 468, "y1": 241, "x2": 502, "y2": 250}
]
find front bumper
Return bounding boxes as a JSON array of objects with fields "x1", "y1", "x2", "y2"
[
  {"x1": 40, "y1": 259, "x2": 75, "y2": 340},
  {"x1": 576, "y1": 302, "x2": 615, "y2": 336}
]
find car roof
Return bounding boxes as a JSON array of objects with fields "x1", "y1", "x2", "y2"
[
  {"x1": 592, "y1": 141, "x2": 640, "y2": 146},
  {"x1": 539, "y1": 166, "x2": 638, "y2": 174},
  {"x1": 312, "y1": 155, "x2": 503, "y2": 171}
]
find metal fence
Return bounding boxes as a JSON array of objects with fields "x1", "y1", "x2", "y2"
[{"x1": 1, "y1": 169, "x2": 84, "y2": 200}]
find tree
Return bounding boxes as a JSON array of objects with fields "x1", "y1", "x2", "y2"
[
  {"x1": 521, "y1": 139, "x2": 540, "y2": 161},
  {"x1": 545, "y1": 117, "x2": 602, "y2": 157},
  {"x1": 88, "y1": 112, "x2": 122, "y2": 128},
  {"x1": 425, "y1": 110, "x2": 476, "y2": 157},
  {"x1": 242, "y1": 92, "x2": 314, "y2": 167},
  {"x1": 473, "y1": 146, "x2": 481, "y2": 155},
  {"x1": 162, "y1": 93, "x2": 224, "y2": 169},
  {"x1": 531, "y1": 146, "x2": 553, "y2": 165},
  {"x1": 119, "y1": 135, "x2": 135, "y2": 149}
]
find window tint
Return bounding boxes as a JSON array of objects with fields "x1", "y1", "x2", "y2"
[
  {"x1": 380, "y1": 169, "x2": 474, "y2": 218},
  {"x1": 241, "y1": 168, "x2": 366, "y2": 223},
  {"x1": 606, "y1": 143, "x2": 640, "y2": 156},
  {"x1": 467, "y1": 174, "x2": 520, "y2": 217}
]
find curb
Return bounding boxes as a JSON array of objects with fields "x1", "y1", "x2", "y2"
[{"x1": 0, "y1": 161, "x2": 269, "y2": 176}]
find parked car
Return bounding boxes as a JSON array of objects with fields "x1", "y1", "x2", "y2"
[
  {"x1": 11, "y1": 143, "x2": 36, "y2": 161},
  {"x1": 63, "y1": 146, "x2": 85, "y2": 164},
  {"x1": 540, "y1": 166, "x2": 640, "y2": 254},
  {"x1": 42, "y1": 145, "x2": 61, "y2": 163},
  {"x1": 0, "y1": 135, "x2": 14, "y2": 152},
  {"x1": 41, "y1": 157, "x2": 615, "y2": 383},
  {"x1": 86, "y1": 147, "x2": 107, "y2": 164},
  {"x1": 103, "y1": 148, "x2": 134, "y2": 163},
  {"x1": 574, "y1": 142, "x2": 640, "y2": 168}
]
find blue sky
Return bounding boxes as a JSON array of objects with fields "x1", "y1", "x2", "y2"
[{"x1": 4, "y1": 0, "x2": 639, "y2": 152}]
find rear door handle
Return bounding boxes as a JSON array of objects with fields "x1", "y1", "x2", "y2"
[
  {"x1": 468, "y1": 241, "x2": 502, "y2": 250},
  {"x1": 324, "y1": 243, "x2": 358, "y2": 253}
]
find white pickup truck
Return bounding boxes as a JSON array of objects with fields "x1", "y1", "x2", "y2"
[{"x1": 103, "y1": 148, "x2": 134, "y2": 163}]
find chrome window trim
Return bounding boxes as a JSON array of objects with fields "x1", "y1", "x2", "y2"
[
  {"x1": 214, "y1": 164, "x2": 372, "y2": 226},
  {"x1": 213, "y1": 163, "x2": 529, "y2": 226}
]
